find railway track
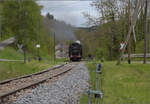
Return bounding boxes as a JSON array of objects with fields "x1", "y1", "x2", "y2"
[{"x1": 0, "y1": 62, "x2": 77, "y2": 103}]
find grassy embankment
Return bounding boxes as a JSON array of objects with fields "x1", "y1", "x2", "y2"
[
  {"x1": 0, "y1": 47, "x2": 64, "y2": 81},
  {"x1": 80, "y1": 61, "x2": 150, "y2": 104}
]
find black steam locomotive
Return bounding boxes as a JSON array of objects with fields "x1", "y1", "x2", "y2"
[{"x1": 69, "y1": 41, "x2": 82, "y2": 61}]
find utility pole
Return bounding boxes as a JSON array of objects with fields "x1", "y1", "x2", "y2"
[
  {"x1": 19, "y1": 0, "x2": 27, "y2": 64},
  {"x1": 53, "y1": 32, "x2": 56, "y2": 61},
  {"x1": 144, "y1": 0, "x2": 148, "y2": 64},
  {"x1": 0, "y1": 2, "x2": 1, "y2": 40},
  {"x1": 128, "y1": 0, "x2": 131, "y2": 64},
  {"x1": 24, "y1": 11, "x2": 27, "y2": 64},
  {"x1": 0, "y1": 10, "x2": 1, "y2": 41},
  {"x1": 36, "y1": 17, "x2": 41, "y2": 62}
]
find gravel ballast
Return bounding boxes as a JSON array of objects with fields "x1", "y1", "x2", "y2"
[{"x1": 12, "y1": 63, "x2": 89, "y2": 104}]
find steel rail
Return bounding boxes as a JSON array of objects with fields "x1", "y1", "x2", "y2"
[
  {"x1": 0, "y1": 64, "x2": 73, "y2": 102},
  {"x1": 0, "y1": 64, "x2": 65, "y2": 85}
]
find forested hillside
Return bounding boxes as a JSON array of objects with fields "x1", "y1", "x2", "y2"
[{"x1": 75, "y1": 0, "x2": 150, "y2": 60}]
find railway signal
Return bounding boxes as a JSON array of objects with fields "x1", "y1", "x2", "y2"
[
  {"x1": 86, "y1": 63, "x2": 103, "y2": 104},
  {"x1": 120, "y1": 42, "x2": 125, "y2": 52},
  {"x1": 17, "y1": 44, "x2": 23, "y2": 53}
]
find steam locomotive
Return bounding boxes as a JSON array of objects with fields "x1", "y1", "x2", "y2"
[{"x1": 69, "y1": 40, "x2": 82, "y2": 61}]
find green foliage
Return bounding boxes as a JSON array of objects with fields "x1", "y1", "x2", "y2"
[
  {"x1": 1, "y1": 0, "x2": 55, "y2": 59},
  {"x1": 75, "y1": 21, "x2": 123, "y2": 60},
  {"x1": 75, "y1": 0, "x2": 150, "y2": 60},
  {"x1": 2, "y1": 0, "x2": 41, "y2": 42},
  {"x1": 95, "y1": 48, "x2": 108, "y2": 59},
  {"x1": 136, "y1": 40, "x2": 144, "y2": 53}
]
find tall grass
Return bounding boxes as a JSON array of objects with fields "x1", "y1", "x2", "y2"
[
  {"x1": 0, "y1": 47, "x2": 24, "y2": 60},
  {"x1": 0, "y1": 47, "x2": 64, "y2": 81},
  {"x1": 0, "y1": 60, "x2": 62, "y2": 81},
  {"x1": 80, "y1": 61, "x2": 150, "y2": 104}
]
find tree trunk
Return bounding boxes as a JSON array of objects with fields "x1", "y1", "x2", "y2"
[
  {"x1": 128, "y1": 0, "x2": 131, "y2": 64},
  {"x1": 144, "y1": 0, "x2": 148, "y2": 64}
]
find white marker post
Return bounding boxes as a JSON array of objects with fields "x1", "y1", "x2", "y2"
[{"x1": 36, "y1": 44, "x2": 40, "y2": 61}]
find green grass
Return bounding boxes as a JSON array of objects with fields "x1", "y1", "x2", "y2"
[
  {"x1": 0, "y1": 47, "x2": 69, "y2": 61},
  {"x1": 124, "y1": 57, "x2": 150, "y2": 61},
  {"x1": 0, "y1": 47, "x2": 64, "y2": 81},
  {"x1": 80, "y1": 61, "x2": 150, "y2": 104},
  {"x1": 0, "y1": 61, "x2": 60, "y2": 81},
  {"x1": 0, "y1": 47, "x2": 24, "y2": 60}
]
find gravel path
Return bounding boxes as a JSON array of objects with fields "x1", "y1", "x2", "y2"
[{"x1": 12, "y1": 63, "x2": 89, "y2": 104}]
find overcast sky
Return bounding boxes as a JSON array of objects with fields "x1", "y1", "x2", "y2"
[{"x1": 37, "y1": 0, "x2": 99, "y2": 27}]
